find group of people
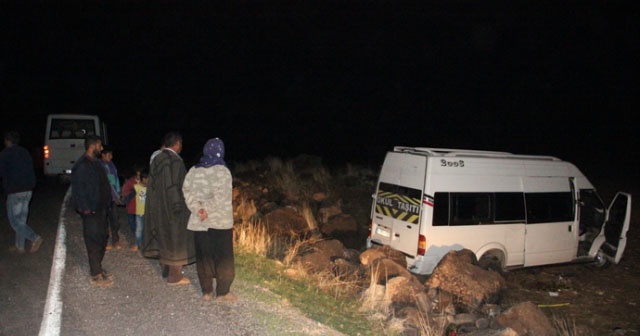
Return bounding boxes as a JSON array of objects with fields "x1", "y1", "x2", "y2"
[{"x1": 69, "y1": 131, "x2": 236, "y2": 302}]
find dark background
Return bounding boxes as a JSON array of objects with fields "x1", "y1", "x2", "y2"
[{"x1": 1, "y1": 1, "x2": 638, "y2": 188}]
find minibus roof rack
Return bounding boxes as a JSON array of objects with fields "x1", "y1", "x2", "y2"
[{"x1": 393, "y1": 147, "x2": 561, "y2": 161}]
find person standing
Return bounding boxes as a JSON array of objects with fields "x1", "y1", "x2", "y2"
[
  {"x1": 0, "y1": 131, "x2": 43, "y2": 254},
  {"x1": 142, "y1": 131, "x2": 194, "y2": 285},
  {"x1": 101, "y1": 145, "x2": 122, "y2": 250},
  {"x1": 131, "y1": 169, "x2": 148, "y2": 252},
  {"x1": 121, "y1": 164, "x2": 141, "y2": 240},
  {"x1": 183, "y1": 138, "x2": 236, "y2": 301},
  {"x1": 70, "y1": 135, "x2": 113, "y2": 287}
]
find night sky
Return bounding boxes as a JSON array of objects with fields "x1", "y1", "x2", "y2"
[{"x1": 1, "y1": 2, "x2": 638, "y2": 188}]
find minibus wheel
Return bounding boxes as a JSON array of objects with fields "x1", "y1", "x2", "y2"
[
  {"x1": 590, "y1": 250, "x2": 611, "y2": 269},
  {"x1": 479, "y1": 254, "x2": 504, "y2": 274}
]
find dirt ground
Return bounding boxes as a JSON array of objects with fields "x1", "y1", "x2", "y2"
[{"x1": 502, "y1": 225, "x2": 640, "y2": 335}]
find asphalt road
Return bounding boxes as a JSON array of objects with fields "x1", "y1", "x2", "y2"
[{"x1": 0, "y1": 181, "x2": 345, "y2": 336}]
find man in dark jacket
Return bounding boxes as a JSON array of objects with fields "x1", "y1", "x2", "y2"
[
  {"x1": 70, "y1": 135, "x2": 113, "y2": 287},
  {"x1": 0, "y1": 131, "x2": 43, "y2": 254},
  {"x1": 142, "y1": 131, "x2": 195, "y2": 285}
]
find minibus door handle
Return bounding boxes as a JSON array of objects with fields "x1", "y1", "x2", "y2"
[
  {"x1": 70, "y1": 144, "x2": 76, "y2": 148},
  {"x1": 568, "y1": 225, "x2": 572, "y2": 232}
]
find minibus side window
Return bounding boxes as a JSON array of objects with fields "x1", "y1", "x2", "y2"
[
  {"x1": 525, "y1": 192, "x2": 574, "y2": 224},
  {"x1": 433, "y1": 192, "x2": 449, "y2": 226},
  {"x1": 451, "y1": 193, "x2": 492, "y2": 225},
  {"x1": 494, "y1": 192, "x2": 525, "y2": 223},
  {"x1": 434, "y1": 192, "x2": 526, "y2": 226}
]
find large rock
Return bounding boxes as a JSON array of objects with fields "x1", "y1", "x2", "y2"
[
  {"x1": 264, "y1": 207, "x2": 310, "y2": 237},
  {"x1": 384, "y1": 276, "x2": 427, "y2": 305},
  {"x1": 370, "y1": 258, "x2": 423, "y2": 288},
  {"x1": 332, "y1": 257, "x2": 362, "y2": 283},
  {"x1": 317, "y1": 201, "x2": 342, "y2": 224},
  {"x1": 425, "y1": 249, "x2": 505, "y2": 309},
  {"x1": 321, "y1": 213, "x2": 358, "y2": 236},
  {"x1": 294, "y1": 249, "x2": 334, "y2": 275},
  {"x1": 494, "y1": 301, "x2": 557, "y2": 336},
  {"x1": 291, "y1": 239, "x2": 349, "y2": 276},
  {"x1": 360, "y1": 245, "x2": 407, "y2": 268},
  {"x1": 312, "y1": 239, "x2": 345, "y2": 258}
]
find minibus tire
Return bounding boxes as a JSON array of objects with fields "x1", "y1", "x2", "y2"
[
  {"x1": 479, "y1": 255, "x2": 503, "y2": 274},
  {"x1": 590, "y1": 250, "x2": 611, "y2": 269}
]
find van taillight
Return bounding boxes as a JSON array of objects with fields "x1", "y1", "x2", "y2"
[
  {"x1": 417, "y1": 234, "x2": 426, "y2": 256},
  {"x1": 43, "y1": 146, "x2": 50, "y2": 159},
  {"x1": 368, "y1": 221, "x2": 372, "y2": 238}
]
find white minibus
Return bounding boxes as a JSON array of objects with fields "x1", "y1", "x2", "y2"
[
  {"x1": 368, "y1": 147, "x2": 632, "y2": 275},
  {"x1": 43, "y1": 114, "x2": 108, "y2": 178}
]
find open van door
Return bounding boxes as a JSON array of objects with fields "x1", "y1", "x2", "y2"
[{"x1": 590, "y1": 192, "x2": 632, "y2": 264}]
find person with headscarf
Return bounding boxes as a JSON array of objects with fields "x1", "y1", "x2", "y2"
[{"x1": 182, "y1": 137, "x2": 236, "y2": 302}]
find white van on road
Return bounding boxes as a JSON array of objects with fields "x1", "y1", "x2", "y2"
[
  {"x1": 368, "y1": 147, "x2": 632, "y2": 275},
  {"x1": 43, "y1": 114, "x2": 108, "y2": 178}
]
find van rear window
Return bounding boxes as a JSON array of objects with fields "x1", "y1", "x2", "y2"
[
  {"x1": 375, "y1": 182, "x2": 422, "y2": 224},
  {"x1": 49, "y1": 119, "x2": 97, "y2": 139}
]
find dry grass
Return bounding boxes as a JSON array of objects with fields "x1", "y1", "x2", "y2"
[
  {"x1": 552, "y1": 315, "x2": 582, "y2": 336},
  {"x1": 417, "y1": 317, "x2": 448, "y2": 336},
  {"x1": 234, "y1": 219, "x2": 271, "y2": 256},
  {"x1": 301, "y1": 201, "x2": 318, "y2": 230},
  {"x1": 234, "y1": 196, "x2": 257, "y2": 223},
  {"x1": 282, "y1": 236, "x2": 306, "y2": 266}
]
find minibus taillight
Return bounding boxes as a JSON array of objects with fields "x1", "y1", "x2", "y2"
[
  {"x1": 367, "y1": 221, "x2": 372, "y2": 238},
  {"x1": 43, "y1": 145, "x2": 50, "y2": 159},
  {"x1": 417, "y1": 234, "x2": 426, "y2": 256}
]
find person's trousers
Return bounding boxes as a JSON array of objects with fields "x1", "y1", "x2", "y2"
[
  {"x1": 6, "y1": 191, "x2": 39, "y2": 250},
  {"x1": 127, "y1": 213, "x2": 136, "y2": 235},
  {"x1": 194, "y1": 228, "x2": 235, "y2": 296},
  {"x1": 135, "y1": 215, "x2": 144, "y2": 247},
  {"x1": 81, "y1": 208, "x2": 109, "y2": 277},
  {"x1": 106, "y1": 201, "x2": 120, "y2": 244}
]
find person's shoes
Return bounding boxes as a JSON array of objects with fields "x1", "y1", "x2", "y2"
[
  {"x1": 105, "y1": 244, "x2": 113, "y2": 251},
  {"x1": 30, "y1": 237, "x2": 44, "y2": 253},
  {"x1": 114, "y1": 242, "x2": 122, "y2": 250},
  {"x1": 129, "y1": 245, "x2": 139, "y2": 252},
  {"x1": 101, "y1": 270, "x2": 113, "y2": 279},
  {"x1": 203, "y1": 293, "x2": 214, "y2": 301},
  {"x1": 216, "y1": 292, "x2": 238, "y2": 303},
  {"x1": 8, "y1": 246, "x2": 26, "y2": 254},
  {"x1": 167, "y1": 277, "x2": 190, "y2": 286},
  {"x1": 89, "y1": 274, "x2": 114, "y2": 287}
]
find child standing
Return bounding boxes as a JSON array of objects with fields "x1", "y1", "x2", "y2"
[
  {"x1": 121, "y1": 164, "x2": 142, "y2": 239},
  {"x1": 101, "y1": 145, "x2": 122, "y2": 250},
  {"x1": 131, "y1": 169, "x2": 148, "y2": 252}
]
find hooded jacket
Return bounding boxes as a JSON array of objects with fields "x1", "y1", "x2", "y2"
[{"x1": 141, "y1": 149, "x2": 195, "y2": 266}]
